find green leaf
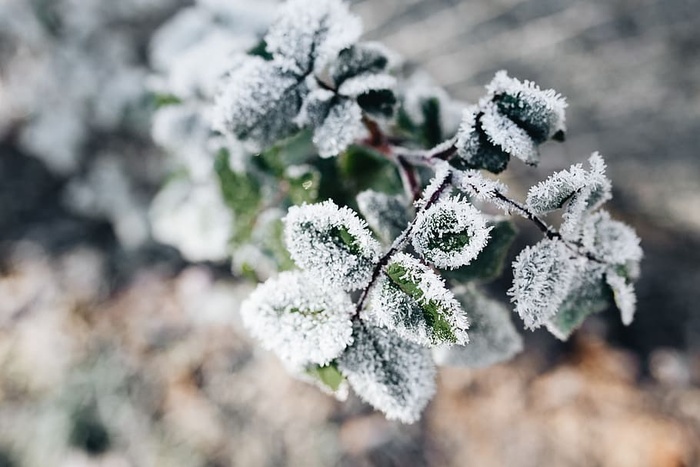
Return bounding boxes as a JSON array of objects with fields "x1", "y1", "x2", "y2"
[
  {"x1": 214, "y1": 148, "x2": 262, "y2": 244},
  {"x1": 386, "y1": 262, "x2": 457, "y2": 344},
  {"x1": 306, "y1": 361, "x2": 344, "y2": 392},
  {"x1": 445, "y1": 219, "x2": 517, "y2": 283},
  {"x1": 254, "y1": 129, "x2": 316, "y2": 177},
  {"x1": 546, "y1": 264, "x2": 612, "y2": 340},
  {"x1": 357, "y1": 89, "x2": 396, "y2": 118}
]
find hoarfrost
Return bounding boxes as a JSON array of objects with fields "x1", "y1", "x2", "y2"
[
  {"x1": 606, "y1": 273, "x2": 637, "y2": 325},
  {"x1": 433, "y1": 287, "x2": 523, "y2": 368},
  {"x1": 240, "y1": 270, "x2": 354, "y2": 367},
  {"x1": 480, "y1": 102, "x2": 539, "y2": 165},
  {"x1": 311, "y1": 98, "x2": 365, "y2": 158},
  {"x1": 213, "y1": 56, "x2": 306, "y2": 150},
  {"x1": 412, "y1": 196, "x2": 492, "y2": 270},
  {"x1": 368, "y1": 253, "x2": 469, "y2": 346},
  {"x1": 581, "y1": 210, "x2": 643, "y2": 267},
  {"x1": 264, "y1": 0, "x2": 362, "y2": 75},
  {"x1": 338, "y1": 323, "x2": 436, "y2": 424},
  {"x1": 283, "y1": 200, "x2": 381, "y2": 290},
  {"x1": 509, "y1": 239, "x2": 580, "y2": 329}
]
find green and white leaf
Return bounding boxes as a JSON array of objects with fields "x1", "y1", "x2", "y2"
[
  {"x1": 367, "y1": 253, "x2": 469, "y2": 346},
  {"x1": 338, "y1": 323, "x2": 436, "y2": 424}
]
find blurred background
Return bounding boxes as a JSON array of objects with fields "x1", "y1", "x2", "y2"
[{"x1": 0, "y1": 0, "x2": 699, "y2": 465}]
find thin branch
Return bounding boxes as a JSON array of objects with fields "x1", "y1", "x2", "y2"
[{"x1": 354, "y1": 172, "x2": 453, "y2": 317}]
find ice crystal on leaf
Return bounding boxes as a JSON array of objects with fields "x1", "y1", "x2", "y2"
[
  {"x1": 214, "y1": 56, "x2": 307, "y2": 150},
  {"x1": 580, "y1": 210, "x2": 643, "y2": 269},
  {"x1": 433, "y1": 287, "x2": 523, "y2": 368},
  {"x1": 454, "y1": 72, "x2": 567, "y2": 173},
  {"x1": 284, "y1": 200, "x2": 381, "y2": 290},
  {"x1": 329, "y1": 42, "x2": 395, "y2": 88},
  {"x1": 527, "y1": 153, "x2": 612, "y2": 237},
  {"x1": 368, "y1": 253, "x2": 469, "y2": 346},
  {"x1": 309, "y1": 96, "x2": 365, "y2": 158},
  {"x1": 509, "y1": 239, "x2": 579, "y2": 329},
  {"x1": 606, "y1": 272, "x2": 637, "y2": 326},
  {"x1": 264, "y1": 0, "x2": 362, "y2": 75},
  {"x1": 240, "y1": 270, "x2": 354, "y2": 367},
  {"x1": 412, "y1": 196, "x2": 492, "y2": 270},
  {"x1": 338, "y1": 323, "x2": 436, "y2": 424}
]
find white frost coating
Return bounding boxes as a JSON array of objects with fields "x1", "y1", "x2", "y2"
[
  {"x1": 509, "y1": 239, "x2": 580, "y2": 329},
  {"x1": 240, "y1": 270, "x2": 354, "y2": 367},
  {"x1": 455, "y1": 106, "x2": 482, "y2": 165},
  {"x1": 338, "y1": 323, "x2": 436, "y2": 423},
  {"x1": 485, "y1": 70, "x2": 567, "y2": 140},
  {"x1": 149, "y1": 178, "x2": 232, "y2": 262},
  {"x1": 606, "y1": 273, "x2": 637, "y2": 326},
  {"x1": 414, "y1": 162, "x2": 451, "y2": 210},
  {"x1": 526, "y1": 153, "x2": 612, "y2": 237},
  {"x1": 433, "y1": 287, "x2": 523, "y2": 368},
  {"x1": 312, "y1": 98, "x2": 365, "y2": 158},
  {"x1": 412, "y1": 196, "x2": 491, "y2": 270},
  {"x1": 294, "y1": 87, "x2": 335, "y2": 128},
  {"x1": 213, "y1": 56, "x2": 305, "y2": 149},
  {"x1": 368, "y1": 253, "x2": 469, "y2": 346},
  {"x1": 264, "y1": 0, "x2": 362, "y2": 75},
  {"x1": 356, "y1": 190, "x2": 410, "y2": 244},
  {"x1": 338, "y1": 73, "x2": 396, "y2": 97},
  {"x1": 580, "y1": 210, "x2": 643, "y2": 267},
  {"x1": 284, "y1": 200, "x2": 381, "y2": 290},
  {"x1": 480, "y1": 103, "x2": 538, "y2": 165}
]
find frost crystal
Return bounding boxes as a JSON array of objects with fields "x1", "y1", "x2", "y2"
[
  {"x1": 213, "y1": 56, "x2": 307, "y2": 150},
  {"x1": 368, "y1": 253, "x2": 469, "y2": 346},
  {"x1": 329, "y1": 42, "x2": 396, "y2": 87},
  {"x1": 526, "y1": 153, "x2": 612, "y2": 237},
  {"x1": 264, "y1": 0, "x2": 362, "y2": 75},
  {"x1": 338, "y1": 323, "x2": 436, "y2": 424},
  {"x1": 580, "y1": 210, "x2": 643, "y2": 268},
  {"x1": 433, "y1": 287, "x2": 523, "y2": 368},
  {"x1": 486, "y1": 70, "x2": 567, "y2": 142},
  {"x1": 509, "y1": 239, "x2": 579, "y2": 329},
  {"x1": 284, "y1": 200, "x2": 381, "y2": 290},
  {"x1": 455, "y1": 106, "x2": 511, "y2": 174},
  {"x1": 606, "y1": 273, "x2": 637, "y2": 325},
  {"x1": 240, "y1": 270, "x2": 354, "y2": 367},
  {"x1": 480, "y1": 102, "x2": 538, "y2": 165},
  {"x1": 356, "y1": 190, "x2": 410, "y2": 244},
  {"x1": 311, "y1": 97, "x2": 365, "y2": 158},
  {"x1": 412, "y1": 196, "x2": 492, "y2": 270}
]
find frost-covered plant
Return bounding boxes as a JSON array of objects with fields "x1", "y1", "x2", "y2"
[{"x1": 150, "y1": 0, "x2": 643, "y2": 423}]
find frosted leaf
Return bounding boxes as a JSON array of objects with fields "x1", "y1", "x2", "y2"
[
  {"x1": 329, "y1": 42, "x2": 395, "y2": 87},
  {"x1": 451, "y1": 169, "x2": 512, "y2": 211},
  {"x1": 412, "y1": 196, "x2": 492, "y2": 270},
  {"x1": 414, "y1": 162, "x2": 451, "y2": 210},
  {"x1": 367, "y1": 253, "x2": 469, "y2": 346},
  {"x1": 295, "y1": 88, "x2": 336, "y2": 128},
  {"x1": 545, "y1": 262, "x2": 610, "y2": 340},
  {"x1": 284, "y1": 200, "x2": 381, "y2": 290},
  {"x1": 264, "y1": 0, "x2": 362, "y2": 75},
  {"x1": 312, "y1": 97, "x2": 365, "y2": 158},
  {"x1": 454, "y1": 106, "x2": 510, "y2": 174},
  {"x1": 433, "y1": 287, "x2": 522, "y2": 368},
  {"x1": 213, "y1": 56, "x2": 307, "y2": 150},
  {"x1": 480, "y1": 102, "x2": 539, "y2": 165},
  {"x1": 149, "y1": 178, "x2": 233, "y2": 262},
  {"x1": 509, "y1": 239, "x2": 580, "y2": 329},
  {"x1": 400, "y1": 71, "x2": 465, "y2": 140},
  {"x1": 338, "y1": 322, "x2": 436, "y2": 423},
  {"x1": 487, "y1": 70, "x2": 567, "y2": 143},
  {"x1": 527, "y1": 153, "x2": 612, "y2": 236},
  {"x1": 240, "y1": 270, "x2": 354, "y2": 367},
  {"x1": 606, "y1": 272, "x2": 637, "y2": 325},
  {"x1": 580, "y1": 210, "x2": 643, "y2": 267},
  {"x1": 356, "y1": 190, "x2": 410, "y2": 244}
]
